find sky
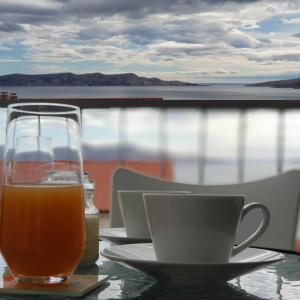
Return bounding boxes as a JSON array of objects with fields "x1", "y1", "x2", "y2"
[{"x1": 1, "y1": 0, "x2": 300, "y2": 83}]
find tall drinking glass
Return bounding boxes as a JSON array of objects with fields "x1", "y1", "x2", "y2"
[{"x1": 0, "y1": 103, "x2": 85, "y2": 284}]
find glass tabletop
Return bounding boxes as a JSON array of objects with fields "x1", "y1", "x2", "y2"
[{"x1": 0, "y1": 242, "x2": 299, "y2": 299}]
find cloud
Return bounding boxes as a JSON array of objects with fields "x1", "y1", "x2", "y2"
[
  {"x1": 0, "y1": 58, "x2": 21, "y2": 62},
  {"x1": 215, "y1": 70, "x2": 240, "y2": 75},
  {"x1": 0, "y1": 0, "x2": 60, "y2": 14},
  {"x1": 176, "y1": 70, "x2": 240, "y2": 76},
  {"x1": 249, "y1": 53, "x2": 300, "y2": 62},
  {"x1": 227, "y1": 30, "x2": 260, "y2": 48},
  {"x1": 281, "y1": 18, "x2": 300, "y2": 25},
  {"x1": 270, "y1": 54, "x2": 300, "y2": 62},
  {"x1": 0, "y1": 45, "x2": 12, "y2": 51},
  {"x1": 242, "y1": 23, "x2": 260, "y2": 30},
  {"x1": 31, "y1": 64, "x2": 68, "y2": 73},
  {"x1": 63, "y1": 0, "x2": 261, "y2": 18},
  {"x1": 151, "y1": 41, "x2": 217, "y2": 58},
  {"x1": 0, "y1": 1, "x2": 62, "y2": 24},
  {"x1": 0, "y1": 22, "x2": 24, "y2": 32},
  {"x1": 0, "y1": 0, "x2": 300, "y2": 83}
]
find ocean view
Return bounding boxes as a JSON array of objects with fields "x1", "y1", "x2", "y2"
[{"x1": 1, "y1": 85, "x2": 300, "y2": 100}]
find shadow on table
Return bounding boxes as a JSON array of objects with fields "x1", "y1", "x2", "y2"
[{"x1": 133, "y1": 281, "x2": 269, "y2": 300}]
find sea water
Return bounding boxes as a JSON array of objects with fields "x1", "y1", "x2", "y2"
[{"x1": 1, "y1": 85, "x2": 300, "y2": 100}]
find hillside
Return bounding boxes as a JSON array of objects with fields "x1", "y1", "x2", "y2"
[
  {"x1": 0, "y1": 72, "x2": 198, "y2": 86},
  {"x1": 247, "y1": 77, "x2": 300, "y2": 89}
]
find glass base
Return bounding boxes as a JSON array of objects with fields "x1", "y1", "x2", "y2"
[{"x1": 16, "y1": 275, "x2": 69, "y2": 284}]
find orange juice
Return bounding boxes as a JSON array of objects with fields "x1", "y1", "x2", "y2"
[{"x1": 0, "y1": 184, "x2": 85, "y2": 279}]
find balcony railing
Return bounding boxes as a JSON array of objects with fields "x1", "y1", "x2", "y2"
[{"x1": 1, "y1": 98, "x2": 300, "y2": 210}]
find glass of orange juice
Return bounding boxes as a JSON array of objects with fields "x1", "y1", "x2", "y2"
[{"x1": 0, "y1": 103, "x2": 85, "y2": 284}]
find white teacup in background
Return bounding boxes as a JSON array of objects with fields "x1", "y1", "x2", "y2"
[
  {"x1": 118, "y1": 190, "x2": 190, "y2": 239},
  {"x1": 143, "y1": 194, "x2": 270, "y2": 263}
]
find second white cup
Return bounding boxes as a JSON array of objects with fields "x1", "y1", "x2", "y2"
[{"x1": 118, "y1": 190, "x2": 190, "y2": 239}]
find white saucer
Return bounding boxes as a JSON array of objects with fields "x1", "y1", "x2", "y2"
[
  {"x1": 101, "y1": 243, "x2": 284, "y2": 284},
  {"x1": 99, "y1": 228, "x2": 152, "y2": 244}
]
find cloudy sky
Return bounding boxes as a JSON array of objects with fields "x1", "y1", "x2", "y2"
[{"x1": 1, "y1": 0, "x2": 300, "y2": 83}]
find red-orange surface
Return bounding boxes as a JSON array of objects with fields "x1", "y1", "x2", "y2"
[
  {"x1": 84, "y1": 160, "x2": 173, "y2": 211},
  {"x1": 0, "y1": 160, "x2": 174, "y2": 212}
]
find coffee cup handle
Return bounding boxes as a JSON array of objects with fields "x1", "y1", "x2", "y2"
[{"x1": 232, "y1": 202, "x2": 270, "y2": 257}]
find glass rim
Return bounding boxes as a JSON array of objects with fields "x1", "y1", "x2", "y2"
[{"x1": 7, "y1": 102, "x2": 80, "y2": 116}]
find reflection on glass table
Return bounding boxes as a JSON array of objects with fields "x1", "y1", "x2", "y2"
[{"x1": 0, "y1": 241, "x2": 299, "y2": 299}]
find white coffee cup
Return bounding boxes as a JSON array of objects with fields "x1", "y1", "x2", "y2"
[
  {"x1": 118, "y1": 190, "x2": 190, "y2": 239},
  {"x1": 143, "y1": 194, "x2": 270, "y2": 263}
]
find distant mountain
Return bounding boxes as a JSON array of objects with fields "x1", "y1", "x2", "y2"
[
  {"x1": 247, "y1": 77, "x2": 300, "y2": 89},
  {"x1": 0, "y1": 72, "x2": 198, "y2": 86}
]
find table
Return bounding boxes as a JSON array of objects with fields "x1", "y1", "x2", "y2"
[{"x1": 0, "y1": 243, "x2": 299, "y2": 299}]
